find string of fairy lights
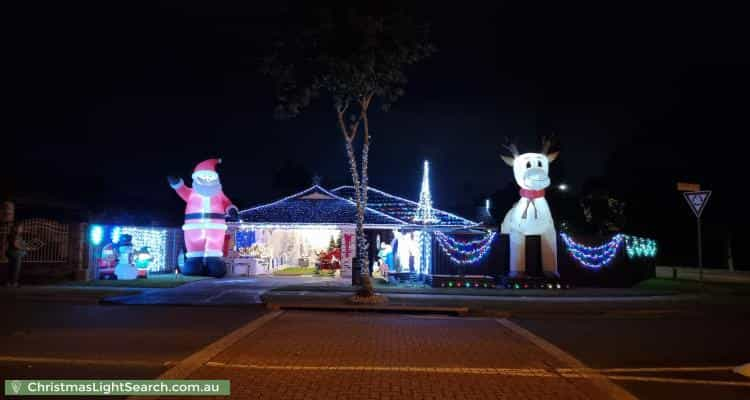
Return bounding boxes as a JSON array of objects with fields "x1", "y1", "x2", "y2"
[
  {"x1": 434, "y1": 231, "x2": 497, "y2": 265},
  {"x1": 560, "y1": 233, "x2": 658, "y2": 268},
  {"x1": 625, "y1": 235, "x2": 658, "y2": 258}
]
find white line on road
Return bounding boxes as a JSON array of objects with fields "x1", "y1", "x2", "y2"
[
  {"x1": 496, "y1": 318, "x2": 639, "y2": 400},
  {"x1": 0, "y1": 355, "x2": 173, "y2": 368},
  {"x1": 203, "y1": 361, "x2": 750, "y2": 387},
  {"x1": 603, "y1": 375, "x2": 750, "y2": 387},
  {"x1": 204, "y1": 362, "x2": 558, "y2": 377},
  {"x1": 576, "y1": 366, "x2": 737, "y2": 373}
]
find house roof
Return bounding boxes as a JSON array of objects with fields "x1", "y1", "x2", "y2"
[
  {"x1": 331, "y1": 186, "x2": 477, "y2": 227},
  {"x1": 237, "y1": 185, "x2": 406, "y2": 228}
]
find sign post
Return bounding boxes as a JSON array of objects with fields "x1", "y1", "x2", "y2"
[
  {"x1": 683, "y1": 190, "x2": 711, "y2": 282},
  {"x1": 340, "y1": 229, "x2": 355, "y2": 280}
]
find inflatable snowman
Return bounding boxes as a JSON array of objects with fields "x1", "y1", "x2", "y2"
[{"x1": 114, "y1": 234, "x2": 138, "y2": 280}]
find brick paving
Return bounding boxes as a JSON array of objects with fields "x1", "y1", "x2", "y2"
[{"x1": 183, "y1": 311, "x2": 626, "y2": 399}]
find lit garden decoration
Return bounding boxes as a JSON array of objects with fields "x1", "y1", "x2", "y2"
[
  {"x1": 500, "y1": 136, "x2": 560, "y2": 277},
  {"x1": 625, "y1": 235, "x2": 658, "y2": 258},
  {"x1": 561, "y1": 233, "x2": 657, "y2": 269},
  {"x1": 434, "y1": 231, "x2": 497, "y2": 265}
]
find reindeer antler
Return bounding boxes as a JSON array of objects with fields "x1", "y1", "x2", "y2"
[
  {"x1": 502, "y1": 137, "x2": 520, "y2": 157},
  {"x1": 541, "y1": 133, "x2": 555, "y2": 155}
]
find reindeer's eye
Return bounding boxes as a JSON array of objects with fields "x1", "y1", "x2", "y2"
[
  {"x1": 537, "y1": 160, "x2": 542, "y2": 167},
  {"x1": 526, "y1": 161, "x2": 531, "y2": 168}
]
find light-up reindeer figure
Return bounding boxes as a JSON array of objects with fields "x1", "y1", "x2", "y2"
[{"x1": 500, "y1": 137, "x2": 559, "y2": 276}]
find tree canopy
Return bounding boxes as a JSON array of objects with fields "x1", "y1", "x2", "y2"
[{"x1": 261, "y1": 5, "x2": 435, "y2": 118}]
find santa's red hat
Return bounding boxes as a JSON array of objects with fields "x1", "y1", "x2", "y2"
[{"x1": 192, "y1": 158, "x2": 221, "y2": 180}]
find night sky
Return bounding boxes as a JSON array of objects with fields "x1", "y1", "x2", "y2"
[{"x1": 6, "y1": 1, "x2": 750, "y2": 266}]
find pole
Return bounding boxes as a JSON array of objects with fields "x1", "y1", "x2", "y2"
[
  {"x1": 727, "y1": 232, "x2": 735, "y2": 272},
  {"x1": 697, "y1": 216, "x2": 703, "y2": 283}
]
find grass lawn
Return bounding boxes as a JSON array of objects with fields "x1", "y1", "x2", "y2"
[
  {"x1": 61, "y1": 274, "x2": 212, "y2": 288},
  {"x1": 273, "y1": 266, "x2": 317, "y2": 276},
  {"x1": 635, "y1": 277, "x2": 750, "y2": 296},
  {"x1": 273, "y1": 266, "x2": 336, "y2": 277}
]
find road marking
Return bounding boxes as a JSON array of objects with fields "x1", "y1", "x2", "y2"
[
  {"x1": 0, "y1": 355, "x2": 172, "y2": 368},
  {"x1": 566, "y1": 366, "x2": 737, "y2": 373},
  {"x1": 157, "y1": 311, "x2": 282, "y2": 379},
  {"x1": 496, "y1": 318, "x2": 638, "y2": 400},
  {"x1": 203, "y1": 361, "x2": 750, "y2": 387},
  {"x1": 736, "y1": 363, "x2": 750, "y2": 378},
  {"x1": 204, "y1": 362, "x2": 558, "y2": 377},
  {"x1": 603, "y1": 375, "x2": 750, "y2": 387}
]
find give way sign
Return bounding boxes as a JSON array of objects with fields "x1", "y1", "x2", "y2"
[{"x1": 683, "y1": 191, "x2": 711, "y2": 218}]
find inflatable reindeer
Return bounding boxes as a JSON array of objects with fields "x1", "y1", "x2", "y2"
[{"x1": 500, "y1": 137, "x2": 559, "y2": 276}]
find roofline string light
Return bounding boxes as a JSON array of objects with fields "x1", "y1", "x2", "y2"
[
  {"x1": 330, "y1": 185, "x2": 477, "y2": 226},
  {"x1": 238, "y1": 185, "x2": 405, "y2": 226}
]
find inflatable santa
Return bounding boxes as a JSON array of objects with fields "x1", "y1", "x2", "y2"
[{"x1": 168, "y1": 158, "x2": 238, "y2": 277}]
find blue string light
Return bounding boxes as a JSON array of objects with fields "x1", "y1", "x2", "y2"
[
  {"x1": 560, "y1": 233, "x2": 623, "y2": 268},
  {"x1": 434, "y1": 231, "x2": 496, "y2": 265},
  {"x1": 561, "y1": 233, "x2": 658, "y2": 268},
  {"x1": 331, "y1": 185, "x2": 477, "y2": 227},
  {"x1": 89, "y1": 225, "x2": 103, "y2": 246},
  {"x1": 111, "y1": 226, "x2": 121, "y2": 244}
]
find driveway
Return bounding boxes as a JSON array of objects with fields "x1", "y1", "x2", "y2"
[{"x1": 103, "y1": 276, "x2": 350, "y2": 305}]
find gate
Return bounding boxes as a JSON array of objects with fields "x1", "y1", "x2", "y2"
[{"x1": 20, "y1": 218, "x2": 70, "y2": 263}]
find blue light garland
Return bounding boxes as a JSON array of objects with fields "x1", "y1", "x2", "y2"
[
  {"x1": 560, "y1": 233, "x2": 624, "y2": 268},
  {"x1": 434, "y1": 231, "x2": 496, "y2": 265},
  {"x1": 561, "y1": 233, "x2": 657, "y2": 268}
]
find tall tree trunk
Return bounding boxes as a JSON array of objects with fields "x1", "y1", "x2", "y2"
[
  {"x1": 337, "y1": 98, "x2": 374, "y2": 296},
  {"x1": 344, "y1": 139, "x2": 372, "y2": 295},
  {"x1": 359, "y1": 102, "x2": 371, "y2": 293}
]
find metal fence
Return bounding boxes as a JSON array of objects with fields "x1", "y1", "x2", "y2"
[
  {"x1": 0, "y1": 218, "x2": 71, "y2": 264},
  {"x1": 20, "y1": 218, "x2": 70, "y2": 263}
]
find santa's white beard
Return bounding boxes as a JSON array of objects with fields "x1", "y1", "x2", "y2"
[{"x1": 194, "y1": 182, "x2": 222, "y2": 197}]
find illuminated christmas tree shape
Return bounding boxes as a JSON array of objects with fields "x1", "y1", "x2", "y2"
[{"x1": 414, "y1": 160, "x2": 438, "y2": 223}]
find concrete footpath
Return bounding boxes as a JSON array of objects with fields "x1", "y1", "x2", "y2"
[
  {"x1": 262, "y1": 291, "x2": 702, "y2": 317},
  {"x1": 161, "y1": 311, "x2": 636, "y2": 400},
  {"x1": 101, "y1": 276, "x2": 335, "y2": 306}
]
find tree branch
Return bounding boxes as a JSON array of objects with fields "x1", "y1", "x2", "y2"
[{"x1": 336, "y1": 101, "x2": 355, "y2": 143}]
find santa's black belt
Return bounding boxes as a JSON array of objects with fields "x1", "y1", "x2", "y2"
[{"x1": 185, "y1": 213, "x2": 225, "y2": 220}]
